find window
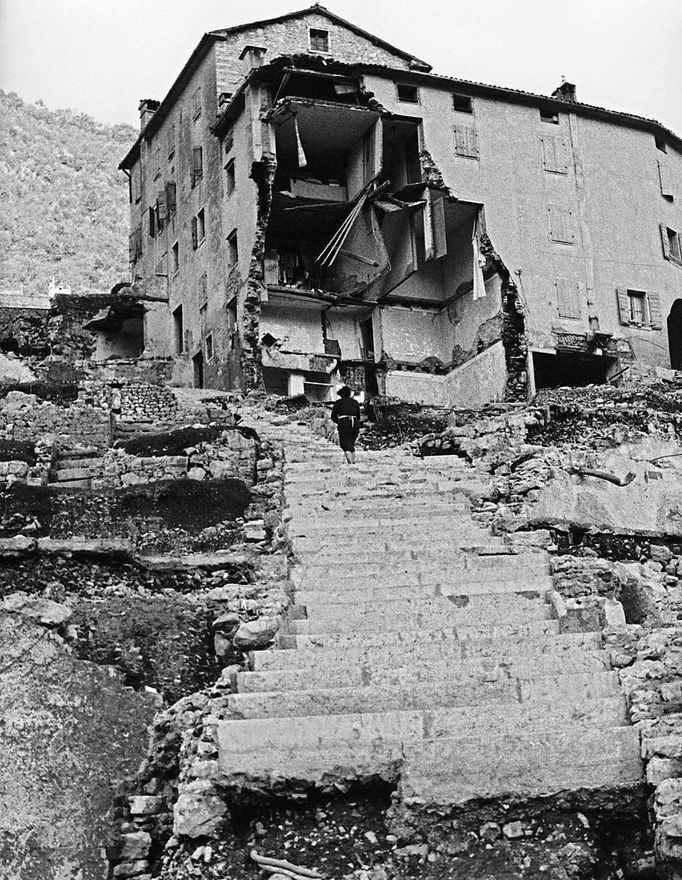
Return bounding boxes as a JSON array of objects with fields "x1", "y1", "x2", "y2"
[
  {"x1": 173, "y1": 305, "x2": 184, "y2": 354},
  {"x1": 309, "y1": 28, "x2": 329, "y2": 52},
  {"x1": 191, "y1": 146, "x2": 203, "y2": 187},
  {"x1": 128, "y1": 226, "x2": 142, "y2": 262},
  {"x1": 655, "y1": 136, "x2": 667, "y2": 153},
  {"x1": 199, "y1": 273, "x2": 207, "y2": 307},
  {"x1": 171, "y1": 241, "x2": 179, "y2": 274},
  {"x1": 223, "y1": 130, "x2": 234, "y2": 155},
  {"x1": 555, "y1": 278, "x2": 581, "y2": 319},
  {"x1": 616, "y1": 288, "x2": 663, "y2": 329},
  {"x1": 452, "y1": 94, "x2": 473, "y2": 113},
  {"x1": 155, "y1": 188, "x2": 167, "y2": 231},
  {"x1": 540, "y1": 107, "x2": 560, "y2": 125},
  {"x1": 191, "y1": 209, "x2": 205, "y2": 249},
  {"x1": 166, "y1": 181, "x2": 177, "y2": 218},
  {"x1": 167, "y1": 123, "x2": 176, "y2": 159},
  {"x1": 148, "y1": 206, "x2": 156, "y2": 238},
  {"x1": 225, "y1": 158, "x2": 235, "y2": 196},
  {"x1": 658, "y1": 160, "x2": 674, "y2": 200},
  {"x1": 397, "y1": 83, "x2": 419, "y2": 103},
  {"x1": 541, "y1": 135, "x2": 568, "y2": 174},
  {"x1": 548, "y1": 204, "x2": 575, "y2": 244},
  {"x1": 227, "y1": 296, "x2": 237, "y2": 349},
  {"x1": 454, "y1": 124, "x2": 479, "y2": 159},
  {"x1": 154, "y1": 139, "x2": 161, "y2": 179},
  {"x1": 205, "y1": 332, "x2": 214, "y2": 361},
  {"x1": 192, "y1": 86, "x2": 202, "y2": 121},
  {"x1": 227, "y1": 229, "x2": 238, "y2": 264},
  {"x1": 661, "y1": 224, "x2": 682, "y2": 263},
  {"x1": 129, "y1": 166, "x2": 141, "y2": 204}
]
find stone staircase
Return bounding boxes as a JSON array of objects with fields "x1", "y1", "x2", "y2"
[
  {"x1": 47, "y1": 447, "x2": 104, "y2": 491},
  {"x1": 217, "y1": 427, "x2": 643, "y2": 808}
]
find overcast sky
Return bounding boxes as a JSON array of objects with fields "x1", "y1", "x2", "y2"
[{"x1": 1, "y1": 0, "x2": 681, "y2": 135}]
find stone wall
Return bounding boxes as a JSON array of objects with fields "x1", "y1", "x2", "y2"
[{"x1": 0, "y1": 390, "x2": 112, "y2": 449}]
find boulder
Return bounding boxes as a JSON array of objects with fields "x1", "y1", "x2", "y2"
[
  {"x1": 233, "y1": 617, "x2": 279, "y2": 650},
  {"x1": 173, "y1": 780, "x2": 227, "y2": 838},
  {"x1": 2, "y1": 592, "x2": 72, "y2": 628}
]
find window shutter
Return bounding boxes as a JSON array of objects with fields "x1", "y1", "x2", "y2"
[
  {"x1": 155, "y1": 253, "x2": 168, "y2": 277},
  {"x1": 454, "y1": 125, "x2": 478, "y2": 158},
  {"x1": 555, "y1": 278, "x2": 581, "y2": 318},
  {"x1": 156, "y1": 189, "x2": 167, "y2": 223},
  {"x1": 191, "y1": 216, "x2": 198, "y2": 250},
  {"x1": 658, "y1": 160, "x2": 674, "y2": 198},
  {"x1": 548, "y1": 205, "x2": 574, "y2": 243},
  {"x1": 192, "y1": 147, "x2": 203, "y2": 184},
  {"x1": 165, "y1": 182, "x2": 177, "y2": 217},
  {"x1": 616, "y1": 288, "x2": 631, "y2": 325},
  {"x1": 648, "y1": 291, "x2": 663, "y2": 329},
  {"x1": 128, "y1": 232, "x2": 136, "y2": 261},
  {"x1": 425, "y1": 189, "x2": 447, "y2": 260},
  {"x1": 541, "y1": 135, "x2": 568, "y2": 174},
  {"x1": 661, "y1": 223, "x2": 672, "y2": 260}
]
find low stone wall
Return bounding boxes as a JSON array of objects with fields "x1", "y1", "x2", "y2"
[{"x1": 0, "y1": 390, "x2": 112, "y2": 449}]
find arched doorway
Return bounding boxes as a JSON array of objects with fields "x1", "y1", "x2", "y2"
[{"x1": 668, "y1": 299, "x2": 682, "y2": 370}]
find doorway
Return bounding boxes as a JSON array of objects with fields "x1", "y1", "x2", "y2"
[
  {"x1": 668, "y1": 299, "x2": 682, "y2": 370},
  {"x1": 192, "y1": 351, "x2": 204, "y2": 388}
]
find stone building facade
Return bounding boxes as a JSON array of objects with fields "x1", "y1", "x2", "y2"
[{"x1": 119, "y1": 5, "x2": 682, "y2": 405}]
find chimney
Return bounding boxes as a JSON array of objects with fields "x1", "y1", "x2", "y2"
[
  {"x1": 551, "y1": 82, "x2": 577, "y2": 103},
  {"x1": 239, "y1": 45, "x2": 267, "y2": 74},
  {"x1": 138, "y1": 99, "x2": 160, "y2": 131}
]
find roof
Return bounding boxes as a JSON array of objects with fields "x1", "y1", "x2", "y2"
[
  {"x1": 119, "y1": 4, "x2": 430, "y2": 170},
  {"x1": 120, "y1": 5, "x2": 682, "y2": 170}
]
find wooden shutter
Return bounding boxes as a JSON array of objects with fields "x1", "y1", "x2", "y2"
[
  {"x1": 658, "y1": 160, "x2": 674, "y2": 198},
  {"x1": 555, "y1": 278, "x2": 581, "y2": 318},
  {"x1": 548, "y1": 205, "x2": 574, "y2": 243},
  {"x1": 616, "y1": 288, "x2": 631, "y2": 325},
  {"x1": 192, "y1": 147, "x2": 203, "y2": 184},
  {"x1": 191, "y1": 216, "x2": 198, "y2": 250},
  {"x1": 648, "y1": 291, "x2": 663, "y2": 329},
  {"x1": 454, "y1": 125, "x2": 478, "y2": 158},
  {"x1": 541, "y1": 135, "x2": 568, "y2": 174},
  {"x1": 165, "y1": 181, "x2": 177, "y2": 217},
  {"x1": 661, "y1": 223, "x2": 672, "y2": 260},
  {"x1": 425, "y1": 189, "x2": 447, "y2": 261}
]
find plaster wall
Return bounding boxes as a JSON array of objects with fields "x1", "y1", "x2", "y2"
[
  {"x1": 260, "y1": 303, "x2": 324, "y2": 354},
  {"x1": 379, "y1": 305, "x2": 451, "y2": 363},
  {"x1": 324, "y1": 309, "x2": 364, "y2": 360}
]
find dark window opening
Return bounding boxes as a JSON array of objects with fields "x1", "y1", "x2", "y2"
[
  {"x1": 173, "y1": 305, "x2": 184, "y2": 354},
  {"x1": 192, "y1": 146, "x2": 203, "y2": 187},
  {"x1": 225, "y1": 158, "x2": 235, "y2": 196},
  {"x1": 227, "y1": 297, "x2": 237, "y2": 350},
  {"x1": 197, "y1": 208, "x2": 205, "y2": 244},
  {"x1": 452, "y1": 94, "x2": 473, "y2": 113},
  {"x1": 171, "y1": 241, "x2": 179, "y2": 273},
  {"x1": 227, "y1": 229, "x2": 238, "y2": 265},
  {"x1": 668, "y1": 227, "x2": 682, "y2": 262},
  {"x1": 397, "y1": 83, "x2": 419, "y2": 103},
  {"x1": 533, "y1": 351, "x2": 615, "y2": 389},
  {"x1": 148, "y1": 206, "x2": 156, "y2": 238},
  {"x1": 205, "y1": 333, "x2": 214, "y2": 361},
  {"x1": 656, "y1": 136, "x2": 667, "y2": 153},
  {"x1": 166, "y1": 181, "x2": 177, "y2": 218},
  {"x1": 192, "y1": 351, "x2": 204, "y2": 388},
  {"x1": 668, "y1": 299, "x2": 682, "y2": 370},
  {"x1": 627, "y1": 289, "x2": 648, "y2": 324},
  {"x1": 309, "y1": 28, "x2": 329, "y2": 52},
  {"x1": 540, "y1": 107, "x2": 560, "y2": 124}
]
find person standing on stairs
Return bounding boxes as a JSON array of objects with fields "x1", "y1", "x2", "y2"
[{"x1": 330, "y1": 386, "x2": 361, "y2": 464}]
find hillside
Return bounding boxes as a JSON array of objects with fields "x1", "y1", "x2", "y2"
[{"x1": 0, "y1": 91, "x2": 137, "y2": 296}]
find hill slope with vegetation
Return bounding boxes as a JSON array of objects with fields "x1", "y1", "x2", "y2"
[{"x1": 0, "y1": 90, "x2": 136, "y2": 296}]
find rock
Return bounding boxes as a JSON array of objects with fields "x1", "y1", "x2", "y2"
[
  {"x1": 2, "y1": 592, "x2": 72, "y2": 628},
  {"x1": 188, "y1": 467, "x2": 206, "y2": 481},
  {"x1": 244, "y1": 521, "x2": 266, "y2": 542},
  {"x1": 129, "y1": 795, "x2": 164, "y2": 816},
  {"x1": 233, "y1": 617, "x2": 279, "y2": 650},
  {"x1": 503, "y1": 821, "x2": 525, "y2": 839},
  {"x1": 119, "y1": 831, "x2": 151, "y2": 861},
  {"x1": 479, "y1": 822, "x2": 502, "y2": 841},
  {"x1": 651, "y1": 545, "x2": 674, "y2": 564},
  {"x1": 0, "y1": 535, "x2": 36, "y2": 554},
  {"x1": 213, "y1": 632, "x2": 232, "y2": 660},
  {"x1": 173, "y1": 780, "x2": 227, "y2": 838},
  {"x1": 113, "y1": 860, "x2": 149, "y2": 878},
  {"x1": 211, "y1": 612, "x2": 241, "y2": 633},
  {"x1": 604, "y1": 597, "x2": 627, "y2": 627}
]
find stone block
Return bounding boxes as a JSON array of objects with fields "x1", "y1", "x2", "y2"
[
  {"x1": 129, "y1": 795, "x2": 165, "y2": 816},
  {"x1": 173, "y1": 780, "x2": 227, "y2": 838},
  {"x1": 113, "y1": 860, "x2": 150, "y2": 878},
  {"x1": 119, "y1": 831, "x2": 151, "y2": 860},
  {"x1": 233, "y1": 617, "x2": 279, "y2": 650}
]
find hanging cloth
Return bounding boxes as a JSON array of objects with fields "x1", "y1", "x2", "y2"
[
  {"x1": 472, "y1": 213, "x2": 487, "y2": 300},
  {"x1": 293, "y1": 115, "x2": 307, "y2": 169}
]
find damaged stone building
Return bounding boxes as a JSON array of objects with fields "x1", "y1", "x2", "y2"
[{"x1": 119, "y1": 5, "x2": 682, "y2": 405}]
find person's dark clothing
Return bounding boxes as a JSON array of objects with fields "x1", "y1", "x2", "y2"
[{"x1": 331, "y1": 397, "x2": 361, "y2": 452}]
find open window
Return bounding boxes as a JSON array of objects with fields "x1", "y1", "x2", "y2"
[
  {"x1": 533, "y1": 350, "x2": 616, "y2": 388},
  {"x1": 83, "y1": 300, "x2": 145, "y2": 361}
]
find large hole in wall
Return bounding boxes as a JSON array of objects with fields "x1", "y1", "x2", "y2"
[{"x1": 533, "y1": 351, "x2": 616, "y2": 389}]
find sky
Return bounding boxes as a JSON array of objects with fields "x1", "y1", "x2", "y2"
[{"x1": 1, "y1": 0, "x2": 681, "y2": 135}]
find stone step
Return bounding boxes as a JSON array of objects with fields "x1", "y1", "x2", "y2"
[
  {"x1": 287, "y1": 499, "x2": 469, "y2": 515},
  {"x1": 289, "y1": 593, "x2": 553, "y2": 627},
  {"x1": 399, "y1": 726, "x2": 642, "y2": 805},
  {"x1": 228, "y1": 670, "x2": 621, "y2": 718},
  {"x1": 56, "y1": 447, "x2": 100, "y2": 460},
  {"x1": 291, "y1": 557, "x2": 550, "y2": 583},
  {"x1": 293, "y1": 538, "x2": 512, "y2": 558},
  {"x1": 235, "y1": 646, "x2": 608, "y2": 694},
  {"x1": 51, "y1": 465, "x2": 99, "y2": 481},
  {"x1": 289, "y1": 512, "x2": 472, "y2": 530},
  {"x1": 276, "y1": 619, "x2": 562, "y2": 649},
  {"x1": 252, "y1": 631, "x2": 600, "y2": 672},
  {"x1": 217, "y1": 723, "x2": 640, "y2": 796},
  {"x1": 295, "y1": 548, "x2": 546, "y2": 572},
  {"x1": 47, "y1": 479, "x2": 91, "y2": 492},
  {"x1": 220, "y1": 698, "x2": 628, "y2": 758},
  {"x1": 291, "y1": 578, "x2": 553, "y2": 605}
]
